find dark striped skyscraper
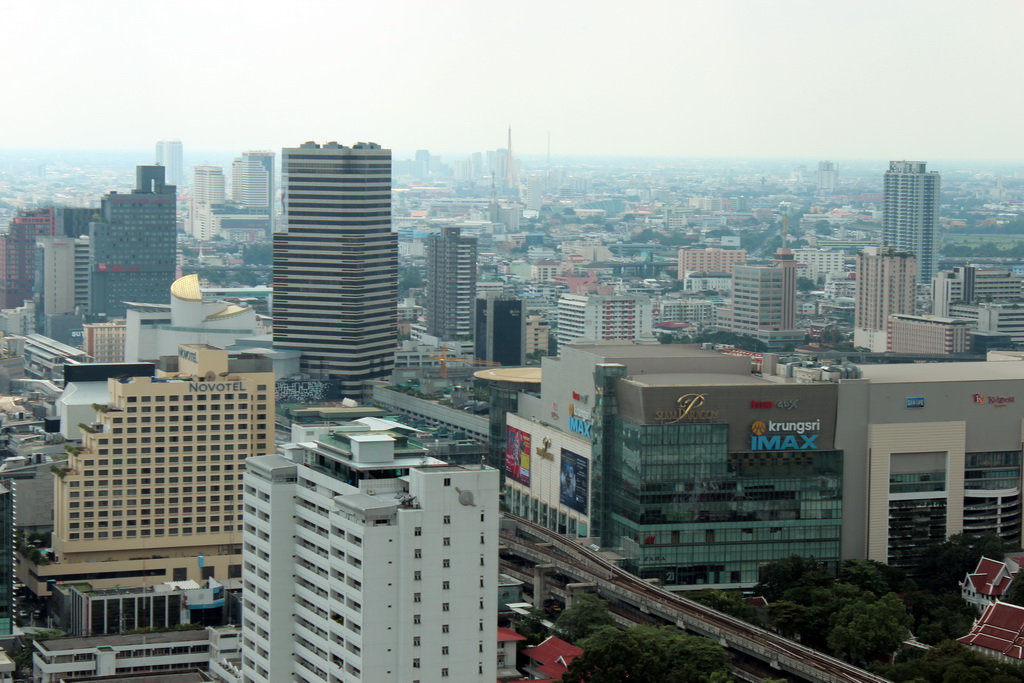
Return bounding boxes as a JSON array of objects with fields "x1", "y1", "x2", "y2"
[{"x1": 273, "y1": 142, "x2": 397, "y2": 397}]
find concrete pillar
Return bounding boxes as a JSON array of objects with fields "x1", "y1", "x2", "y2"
[
  {"x1": 565, "y1": 582, "x2": 597, "y2": 609},
  {"x1": 533, "y1": 564, "x2": 554, "y2": 607}
]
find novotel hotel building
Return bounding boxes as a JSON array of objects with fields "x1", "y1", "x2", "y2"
[
  {"x1": 496, "y1": 343, "x2": 844, "y2": 589},
  {"x1": 20, "y1": 344, "x2": 276, "y2": 595}
]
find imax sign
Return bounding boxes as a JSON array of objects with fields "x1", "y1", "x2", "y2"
[{"x1": 749, "y1": 419, "x2": 820, "y2": 451}]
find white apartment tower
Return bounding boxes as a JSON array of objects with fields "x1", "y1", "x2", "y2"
[
  {"x1": 241, "y1": 427, "x2": 499, "y2": 683},
  {"x1": 816, "y1": 161, "x2": 838, "y2": 193},
  {"x1": 883, "y1": 160, "x2": 940, "y2": 284},
  {"x1": 191, "y1": 166, "x2": 226, "y2": 241},
  {"x1": 232, "y1": 151, "x2": 275, "y2": 230},
  {"x1": 556, "y1": 293, "x2": 653, "y2": 350}
]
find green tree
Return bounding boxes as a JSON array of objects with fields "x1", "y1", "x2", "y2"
[
  {"x1": 553, "y1": 593, "x2": 615, "y2": 644},
  {"x1": 687, "y1": 589, "x2": 761, "y2": 626},
  {"x1": 914, "y1": 533, "x2": 1020, "y2": 593},
  {"x1": 515, "y1": 608, "x2": 550, "y2": 646},
  {"x1": 797, "y1": 276, "x2": 816, "y2": 292},
  {"x1": 398, "y1": 266, "x2": 424, "y2": 292},
  {"x1": 827, "y1": 593, "x2": 912, "y2": 664},
  {"x1": 877, "y1": 640, "x2": 1024, "y2": 682},
  {"x1": 562, "y1": 625, "x2": 732, "y2": 683},
  {"x1": 838, "y1": 559, "x2": 912, "y2": 598},
  {"x1": 754, "y1": 555, "x2": 834, "y2": 602},
  {"x1": 767, "y1": 600, "x2": 808, "y2": 639}
]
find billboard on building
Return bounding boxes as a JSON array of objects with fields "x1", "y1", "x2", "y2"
[
  {"x1": 559, "y1": 449, "x2": 589, "y2": 514},
  {"x1": 505, "y1": 426, "x2": 531, "y2": 485}
]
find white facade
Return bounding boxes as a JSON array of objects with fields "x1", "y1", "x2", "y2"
[
  {"x1": 556, "y1": 293, "x2": 653, "y2": 350},
  {"x1": 191, "y1": 166, "x2": 226, "y2": 240},
  {"x1": 124, "y1": 274, "x2": 258, "y2": 362},
  {"x1": 933, "y1": 266, "x2": 1024, "y2": 317},
  {"x1": 793, "y1": 248, "x2": 846, "y2": 283},
  {"x1": 241, "y1": 433, "x2": 499, "y2": 683}
]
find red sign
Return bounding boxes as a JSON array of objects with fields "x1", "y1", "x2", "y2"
[{"x1": 751, "y1": 401, "x2": 772, "y2": 409}]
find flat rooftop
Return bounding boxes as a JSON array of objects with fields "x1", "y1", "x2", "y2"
[
  {"x1": 625, "y1": 372, "x2": 773, "y2": 387},
  {"x1": 474, "y1": 367, "x2": 542, "y2": 384},
  {"x1": 856, "y1": 360, "x2": 1024, "y2": 383},
  {"x1": 38, "y1": 628, "x2": 207, "y2": 651}
]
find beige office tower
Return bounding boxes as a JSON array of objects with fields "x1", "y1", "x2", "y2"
[
  {"x1": 21, "y1": 344, "x2": 274, "y2": 595},
  {"x1": 853, "y1": 246, "x2": 918, "y2": 352}
]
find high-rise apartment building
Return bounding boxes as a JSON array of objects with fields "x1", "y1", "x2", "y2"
[
  {"x1": 816, "y1": 160, "x2": 838, "y2": 193},
  {"x1": 426, "y1": 226, "x2": 477, "y2": 340},
  {"x1": 191, "y1": 166, "x2": 226, "y2": 241},
  {"x1": 241, "y1": 430, "x2": 498, "y2": 682},
  {"x1": 1, "y1": 207, "x2": 57, "y2": 309},
  {"x1": 0, "y1": 481, "x2": 11, "y2": 637},
  {"x1": 89, "y1": 165, "x2": 178, "y2": 320},
  {"x1": 156, "y1": 140, "x2": 184, "y2": 188},
  {"x1": 20, "y1": 345, "x2": 275, "y2": 596},
  {"x1": 475, "y1": 295, "x2": 524, "y2": 366},
  {"x1": 35, "y1": 236, "x2": 90, "y2": 330},
  {"x1": 274, "y1": 142, "x2": 397, "y2": 398},
  {"x1": 853, "y1": 246, "x2": 917, "y2": 352},
  {"x1": 232, "y1": 151, "x2": 275, "y2": 230},
  {"x1": 883, "y1": 160, "x2": 940, "y2": 284},
  {"x1": 556, "y1": 293, "x2": 652, "y2": 350}
]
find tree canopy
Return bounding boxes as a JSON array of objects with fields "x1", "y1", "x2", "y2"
[
  {"x1": 561, "y1": 625, "x2": 731, "y2": 683},
  {"x1": 553, "y1": 593, "x2": 615, "y2": 644}
]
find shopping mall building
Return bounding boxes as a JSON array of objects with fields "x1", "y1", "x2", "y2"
[{"x1": 482, "y1": 343, "x2": 1024, "y2": 589}]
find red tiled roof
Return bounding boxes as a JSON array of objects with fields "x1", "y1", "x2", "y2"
[
  {"x1": 958, "y1": 601, "x2": 1024, "y2": 658},
  {"x1": 524, "y1": 636, "x2": 583, "y2": 679},
  {"x1": 497, "y1": 627, "x2": 527, "y2": 643},
  {"x1": 965, "y1": 557, "x2": 1016, "y2": 597}
]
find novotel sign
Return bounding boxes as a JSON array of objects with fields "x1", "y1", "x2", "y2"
[
  {"x1": 749, "y1": 419, "x2": 820, "y2": 451},
  {"x1": 188, "y1": 381, "x2": 245, "y2": 393}
]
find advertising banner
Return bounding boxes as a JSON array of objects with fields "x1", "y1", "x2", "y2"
[
  {"x1": 559, "y1": 449, "x2": 589, "y2": 514},
  {"x1": 505, "y1": 426, "x2": 531, "y2": 485}
]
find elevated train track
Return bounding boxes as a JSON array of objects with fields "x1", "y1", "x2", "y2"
[{"x1": 501, "y1": 514, "x2": 889, "y2": 683}]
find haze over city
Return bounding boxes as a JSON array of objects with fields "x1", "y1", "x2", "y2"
[{"x1": 2, "y1": 0, "x2": 1023, "y2": 160}]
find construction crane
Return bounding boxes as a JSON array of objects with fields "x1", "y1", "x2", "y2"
[{"x1": 429, "y1": 345, "x2": 500, "y2": 378}]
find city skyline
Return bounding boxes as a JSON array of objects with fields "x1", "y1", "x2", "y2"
[{"x1": 2, "y1": 1, "x2": 1023, "y2": 160}]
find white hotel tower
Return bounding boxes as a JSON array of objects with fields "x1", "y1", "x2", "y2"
[{"x1": 241, "y1": 424, "x2": 499, "y2": 683}]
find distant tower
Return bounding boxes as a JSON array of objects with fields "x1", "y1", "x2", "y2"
[
  {"x1": 426, "y1": 226, "x2": 477, "y2": 339},
  {"x1": 853, "y1": 246, "x2": 917, "y2": 352},
  {"x1": 89, "y1": 166, "x2": 177, "y2": 318},
  {"x1": 155, "y1": 139, "x2": 184, "y2": 187},
  {"x1": 232, "y1": 151, "x2": 275, "y2": 230},
  {"x1": 475, "y1": 294, "x2": 525, "y2": 366},
  {"x1": 816, "y1": 161, "x2": 838, "y2": 193},
  {"x1": 274, "y1": 141, "x2": 396, "y2": 398},
  {"x1": 884, "y1": 160, "x2": 940, "y2": 284},
  {"x1": 191, "y1": 166, "x2": 225, "y2": 240}
]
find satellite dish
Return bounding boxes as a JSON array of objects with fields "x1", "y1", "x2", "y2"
[{"x1": 457, "y1": 488, "x2": 476, "y2": 506}]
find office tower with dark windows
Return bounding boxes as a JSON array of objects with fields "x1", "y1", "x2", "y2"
[
  {"x1": 155, "y1": 139, "x2": 184, "y2": 187},
  {"x1": 1, "y1": 207, "x2": 57, "y2": 309},
  {"x1": 883, "y1": 160, "x2": 940, "y2": 284},
  {"x1": 475, "y1": 294, "x2": 524, "y2": 366},
  {"x1": 426, "y1": 226, "x2": 477, "y2": 340},
  {"x1": 89, "y1": 165, "x2": 177, "y2": 320},
  {"x1": 232, "y1": 150, "x2": 275, "y2": 231},
  {"x1": 274, "y1": 142, "x2": 396, "y2": 398}
]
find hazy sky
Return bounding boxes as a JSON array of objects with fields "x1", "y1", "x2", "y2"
[{"x1": 3, "y1": 1, "x2": 1022, "y2": 160}]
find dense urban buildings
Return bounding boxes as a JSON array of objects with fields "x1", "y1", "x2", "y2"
[
  {"x1": 853, "y1": 246, "x2": 917, "y2": 352},
  {"x1": 883, "y1": 160, "x2": 941, "y2": 284},
  {"x1": 425, "y1": 226, "x2": 477, "y2": 339},
  {"x1": 677, "y1": 247, "x2": 746, "y2": 276},
  {"x1": 273, "y1": 142, "x2": 397, "y2": 399},
  {"x1": 89, "y1": 165, "x2": 178, "y2": 320},
  {"x1": 718, "y1": 245, "x2": 802, "y2": 349},
  {"x1": 242, "y1": 427, "x2": 498, "y2": 682},
  {"x1": 232, "y1": 150, "x2": 276, "y2": 230},
  {"x1": 19, "y1": 345, "x2": 275, "y2": 595},
  {"x1": 556, "y1": 293, "x2": 653, "y2": 350}
]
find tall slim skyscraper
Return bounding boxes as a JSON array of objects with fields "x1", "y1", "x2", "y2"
[
  {"x1": 232, "y1": 150, "x2": 275, "y2": 230},
  {"x1": 816, "y1": 160, "x2": 838, "y2": 193},
  {"x1": 274, "y1": 142, "x2": 397, "y2": 397},
  {"x1": 883, "y1": 160, "x2": 940, "y2": 284},
  {"x1": 155, "y1": 139, "x2": 184, "y2": 187},
  {"x1": 89, "y1": 165, "x2": 178, "y2": 319},
  {"x1": 426, "y1": 226, "x2": 477, "y2": 340},
  {"x1": 853, "y1": 246, "x2": 917, "y2": 352}
]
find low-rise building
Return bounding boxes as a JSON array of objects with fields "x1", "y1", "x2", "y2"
[{"x1": 886, "y1": 314, "x2": 971, "y2": 354}]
